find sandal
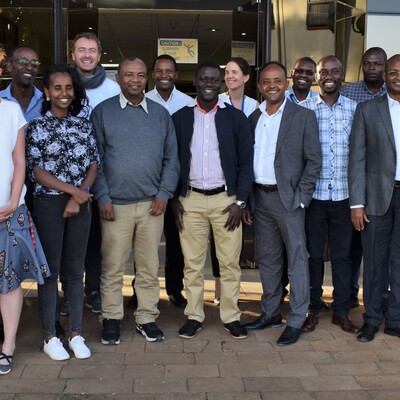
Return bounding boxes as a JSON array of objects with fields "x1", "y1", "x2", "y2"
[{"x1": 0, "y1": 353, "x2": 13, "y2": 375}]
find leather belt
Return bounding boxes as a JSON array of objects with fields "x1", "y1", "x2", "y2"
[
  {"x1": 188, "y1": 185, "x2": 226, "y2": 196},
  {"x1": 255, "y1": 183, "x2": 278, "y2": 193},
  {"x1": 395, "y1": 181, "x2": 400, "y2": 188}
]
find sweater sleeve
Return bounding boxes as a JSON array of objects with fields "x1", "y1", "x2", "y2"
[
  {"x1": 156, "y1": 112, "x2": 180, "y2": 202},
  {"x1": 91, "y1": 105, "x2": 112, "y2": 206}
]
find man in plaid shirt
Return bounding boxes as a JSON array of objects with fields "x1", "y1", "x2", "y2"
[{"x1": 300, "y1": 55, "x2": 359, "y2": 335}]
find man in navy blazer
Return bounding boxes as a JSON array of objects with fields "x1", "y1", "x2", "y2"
[
  {"x1": 243, "y1": 61, "x2": 321, "y2": 345},
  {"x1": 172, "y1": 61, "x2": 253, "y2": 341},
  {"x1": 349, "y1": 54, "x2": 400, "y2": 342}
]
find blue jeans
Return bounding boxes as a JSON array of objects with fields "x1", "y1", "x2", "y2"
[
  {"x1": 33, "y1": 194, "x2": 91, "y2": 335},
  {"x1": 306, "y1": 199, "x2": 353, "y2": 315}
]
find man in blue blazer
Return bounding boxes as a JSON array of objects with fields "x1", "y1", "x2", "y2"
[
  {"x1": 243, "y1": 61, "x2": 322, "y2": 345},
  {"x1": 349, "y1": 54, "x2": 400, "y2": 342}
]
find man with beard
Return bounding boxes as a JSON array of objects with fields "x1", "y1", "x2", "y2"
[
  {"x1": 59, "y1": 32, "x2": 120, "y2": 316},
  {"x1": 301, "y1": 56, "x2": 359, "y2": 335},
  {"x1": 286, "y1": 57, "x2": 317, "y2": 104},
  {"x1": 341, "y1": 47, "x2": 388, "y2": 309},
  {"x1": 145, "y1": 54, "x2": 192, "y2": 308}
]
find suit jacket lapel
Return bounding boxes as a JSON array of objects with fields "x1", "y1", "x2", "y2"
[
  {"x1": 376, "y1": 95, "x2": 396, "y2": 149},
  {"x1": 275, "y1": 101, "x2": 295, "y2": 156}
]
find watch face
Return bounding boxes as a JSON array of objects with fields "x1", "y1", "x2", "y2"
[{"x1": 236, "y1": 201, "x2": 246, "y2": 209}]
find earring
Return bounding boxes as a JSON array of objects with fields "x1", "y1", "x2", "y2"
[{"x1": 46, "y1": 96, "x2": 50, "y2": 101}]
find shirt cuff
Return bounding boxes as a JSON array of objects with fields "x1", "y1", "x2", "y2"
[{"x1": 350, "y1": 204, "x2": 364, "y2": 209}]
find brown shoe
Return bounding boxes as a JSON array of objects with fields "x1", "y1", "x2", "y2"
[
  {"x1": 302, "y1": 312, "x2": 319, "y2": 332},
  {"x1": 332, "y1": 313, "x2": 360, "y2": 334}
]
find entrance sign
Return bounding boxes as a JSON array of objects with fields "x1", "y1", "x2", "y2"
[
  {"x1": 231, "y1": 41, "x2": 256, "y2": 66},
  {"x1": 157, "y1": 38, "x2": 198, "y2": 64}
]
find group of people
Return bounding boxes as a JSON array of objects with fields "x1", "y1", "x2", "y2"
[{"x1": 1, "y1": 31, "x2": 400, "y2": 375}]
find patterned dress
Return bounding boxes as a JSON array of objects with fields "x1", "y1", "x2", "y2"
[{"x1": 0, "y1": 205, "x2": 50, "y2": 293}]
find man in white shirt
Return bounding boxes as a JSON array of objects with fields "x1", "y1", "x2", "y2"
[
  {"x1": 244, "y1": 61, "x2": 321, "y2": 345},
  {"x1": 146, "y1": 55, "x2": 192, "y2": 308}
]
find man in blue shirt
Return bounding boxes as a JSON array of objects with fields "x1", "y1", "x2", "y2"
[
  {"x1": 301, "y1": 56, "x2": 359, "y2": 335},
  {"x1": 286, "y1": 57, "x2": 318, "y2": 104},
  {"x1": 0, "y1": 45, "x2": 42, "y2": 121}
]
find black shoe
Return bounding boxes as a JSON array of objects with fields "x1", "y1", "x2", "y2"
[
  {"x1": 357, "y1": 323, "x2": 379, "y2": 342},
  {"x1": 350, "y1": 296, "x2": 360, "y2": 309},
  {"x1": 224, "y1": 321, "x2": 247, "y2": 340},
  {"x1": 168, "y1": 292, "x2": 187, "y2": 308},
  {"x1": 55, "y1": 321, "x2": 65, "y2": 340},
  {"x1": 384, "y1": 326, "x2": 400, "y2": 338},
  {"x1": 136, "y1": 322, "x2": 165, "y2": 342},
  {"x1": 178, "y1": 319, "x2": 202, "y2": 339},
  {"x1": 85, "y1": 291, "x2": 101, "y2": 313},
  {"x1": 127, "y1": 293, "x2": 138, "y2": 309},
  {"x1": 244, "y1": 313, "x2": 282, "y2": 330},
  {"x1": 318, "y1": 298, "x2": 331, "y2": 312},
  {"x1": 277, "y1": 326, "x2": 302, "y2": 346},
  {"x1": 101, "y1": 319, "x2": 120, "y2": 345}
]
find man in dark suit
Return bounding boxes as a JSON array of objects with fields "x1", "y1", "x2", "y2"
[
  {"x1": 172, "y1": 61, "x2": 253, "y2": 340},
  {"x1": 243, "y1": 61, "x2": 322, "y2": 345},
  {"x1": 349, "y1": 54, "x2": 400, "y2": 342}
]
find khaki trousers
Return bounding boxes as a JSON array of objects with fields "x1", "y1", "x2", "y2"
[
  {"x1": 179, "y1": 191, "x2": 242, "y2": 324},
  {"x1": 100, "y1": 202, "x2": 163, "y2": 324}
]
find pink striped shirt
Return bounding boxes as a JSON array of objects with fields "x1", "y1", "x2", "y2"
[{"x1": 188, "y1": 98, "x2": 227, "y2": 190}]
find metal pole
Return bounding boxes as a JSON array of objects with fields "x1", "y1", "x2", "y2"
[
  {"x1": 263, "y1": 0, "x2": 272, "y2": 65},
  {"x1": 53, "y1": 0, "x2": 65, "y2": 63}
]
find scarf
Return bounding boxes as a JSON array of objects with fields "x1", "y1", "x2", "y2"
[{"x1": 69, "y1": 63, "x2": 107, "y2": 89}]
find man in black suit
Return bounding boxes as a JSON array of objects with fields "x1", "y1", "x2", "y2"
[{"x1": 349, "y1": 54, "x2": 400, "y2": 342}]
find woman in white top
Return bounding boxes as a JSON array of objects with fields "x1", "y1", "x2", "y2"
[
  {"x1": 211, "y1": 58, "x2": 259, "y2": 303},
  {"x1": 219, "y1": 57, "x2": 259, "y2": 117},
  {"x1": 0, "y1": 45, "x2": 49, "y2": 375}
]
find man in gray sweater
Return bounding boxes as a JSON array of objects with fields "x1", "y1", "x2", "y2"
[{"x1": 92, "y1": 56, "x2": 179, "y2": 344}]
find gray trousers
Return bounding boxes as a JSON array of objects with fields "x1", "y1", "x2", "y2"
[{"x1": 253, "y1": 189, "x2": 309, "y2": 329}]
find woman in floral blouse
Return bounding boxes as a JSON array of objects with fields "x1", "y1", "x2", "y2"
[{"x1": 26, "y1": 64, "x2": 98, "y2": 361}]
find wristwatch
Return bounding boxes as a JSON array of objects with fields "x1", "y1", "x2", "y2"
[{"x1": 235, "y1": 200, "x2": 246, "y2": 209}]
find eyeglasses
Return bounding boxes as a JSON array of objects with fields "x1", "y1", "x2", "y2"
[
  {"x1": 13, "y1": 57, "x2": 41, "y2": 67},
  {"x1": 293, "y1": 68, "x2": 314, "y2": 76},
  {"x1": 386, "y1": 70, "x2": 400, "y2": 78}
]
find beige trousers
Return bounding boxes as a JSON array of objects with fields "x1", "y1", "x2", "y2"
[
  {"x1": 100, "y1": 202, "x2": 163, "y2": 324},
  {"x1": 179, "y1": 191, "x2": 242, "y2": 324}
]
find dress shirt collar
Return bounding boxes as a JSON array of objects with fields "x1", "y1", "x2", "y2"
[
  {"x1": 119, "y1": 92, "x2": 148, "y2": 113},
  {"x1": 315, "y1": 93, "x2": 345, "y2": 106},
  {"x1": 259, "y1": 98, "x2": 287, "y2": 116},
  {"x1": 188, "y1": 97, "x2": 226, "y2": 111},
  {"x1": 154, "y1": 86, "x2": 177, "y2": 102},
  {"x1": 388, "y1": 93, "x2": 400, "y2": 108}
]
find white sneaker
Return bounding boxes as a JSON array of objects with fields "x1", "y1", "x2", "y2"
[
  {"x1": 43, "y1": 337, "x2": 70, "y2": 361},
  {"x1": 68, "y1": 335, "x2": 91, "y2": 359}
]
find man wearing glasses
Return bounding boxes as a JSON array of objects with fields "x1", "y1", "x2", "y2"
[
  {"x1": 349, "y1": 54, "x2": 400, "y2": 342},
  {"x1": 0, "y1": 45, "x2": 42, "y2": 122},
  {"x1": 285, "y1": 57, "x2": 317, "y2": 104},
  {"x1": 300, "y1": 56, "x2": 359, "y2": 335}
]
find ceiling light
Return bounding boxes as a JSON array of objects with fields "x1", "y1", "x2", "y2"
[{"x1": 241, "y1": 32, "x2": 247, "y2": 36}]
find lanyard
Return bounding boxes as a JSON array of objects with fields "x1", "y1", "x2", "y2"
[{"x1": 229, "y1": 95, "x2": 245, "y2": 112}]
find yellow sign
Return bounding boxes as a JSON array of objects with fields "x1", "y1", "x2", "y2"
[
  {"x1": 158, "y1": 38, "x2": 198, "y2": 64},
  {"x1": 231, "y1": 41, "x2": 256, "y2": 66}
]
